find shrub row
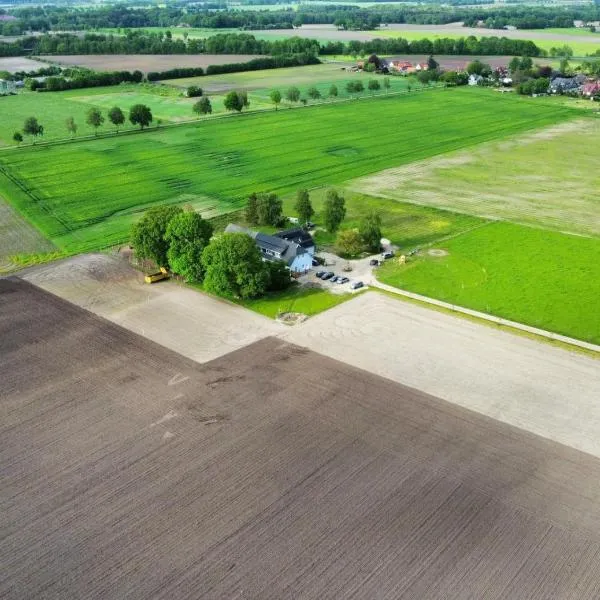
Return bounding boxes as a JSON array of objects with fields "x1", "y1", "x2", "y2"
[
  {"x1": 147, "y1": 53, "x2": 320, "y2": 82},
  {"x1": 35, "y1": 69, "x2": 143, "y2": 92}
]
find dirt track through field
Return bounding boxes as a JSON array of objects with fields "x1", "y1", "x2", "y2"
[{"x1": 3, "y1": 277, "x2": 600, "y2": 599}]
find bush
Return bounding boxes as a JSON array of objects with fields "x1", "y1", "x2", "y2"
[{"x1": 187, "y1": 85, "x2": 203, "y2": 97}]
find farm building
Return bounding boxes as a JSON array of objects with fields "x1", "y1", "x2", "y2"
[
  {"x1": 582, "y1": 82, "x2": 600, "y2": 97},
  {"x1": 225, "y1": 224, "x2": 313, "y2": 273},
  {"x1": 275, "y1": 228, "x2": 315, "y2": 255},
  {"x1": 549, "y1": 75, "x2": 586, "y2": 94},
  {"x1": 0, "y1": 79, "x2": 16, "y2": 95}
]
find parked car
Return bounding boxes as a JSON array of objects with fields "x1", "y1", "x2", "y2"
[
  {"x1": 382, "y1": 251, "x2": 394, "y2": 260},
  {"x1": 322, "y1": 272, "x2": 335, "y2": 280},
  {"x1": 351, "y1": 281, "x2": 364, "y2": 290},
  {"x1": 338, "y1": 277, "x2": 349, "y2": 284},
  {"x1": 315, "y1": 270, "x2": 325, "y2": 278},
  {"x1": 330, "y1": 275, "x2": 340, "y2": 283},
  {"x1": 369, "y1": 259, "x2": 379, "y2": 266}
]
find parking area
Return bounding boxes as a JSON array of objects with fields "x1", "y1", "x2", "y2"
[{"x1": 297, "y1": 251, "x2": 383, "y2": 294}]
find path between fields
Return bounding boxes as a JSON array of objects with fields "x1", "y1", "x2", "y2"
[{"x1": 16, "y1": 252, "x2": 600, "y2": 460}]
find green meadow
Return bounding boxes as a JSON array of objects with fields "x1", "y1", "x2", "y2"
[
  {"x1": 377, "y1": 222, "x2": 600, "y2": 345},
  {"x1": 0, "y1": 65, "x2": 424, "y2": 147},
  {"x1": 283, "y1": 189, "x2": 484, "y2": 250},
  {"x1": 0, "y1": 88, "x2": 575, "y2": 253}
]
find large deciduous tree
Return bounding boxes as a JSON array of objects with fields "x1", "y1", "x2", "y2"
[
  {"x1": 86, "y1": 107, "x2": 104, "y2": 135},
  {"x1": 323, "y1": 189, "x2": 346, "y2": 233},
  {"x1": 307, "y1": 86, "x2": 321, "y2": 101},
  {"x1": 286, "y1": 86, "x2": 301, "y2": 103},
  {"x1": 265, "y1": 261, "x2": 291, "y2": 291},
  {"x1": 270, "y1": 89, "x2": 282, "y2": 110},
  {"x1": 108, "y1": 106, "x2": 125, "y2": 132},
  {"x1": 294, "y1": 189, "x2": 314, "y2": 226},
  {"x1": 131, "y1": 204, "x2": 183, "y2": 267},
  {"x1": 224, "y1": 90, "x2": 248, "y2": 113},
  {"x1": 256, "y1": 192, "x2": 283, "y2": 226},
  {"x1": 193, "y1": 97, "x2": 212, "y2": 117},
  {"x1": 335, "y1": 229, "x2": 364, "y2": 258},
  {"x1": 245, "y1": 192, "x2": 259, "y2": 225},
  {"x1": 368, "y1": 79, "x2": 380, "y2": 94},
  {"x1": 165, "y1": 211, "x2": 213, "y2": 282},
  {"x1": 129, "y1": 104, "x2": 153, "y2": 129},
  {"x1": 65, "y1": 116, "x2": 77, "y2": 138},
  {"x1": 359, "y1": 211, "x2": 382, "y2": 252},
  {"x1": 23, "y1": 116, "x2": 43, "y2": 142},
  {"x1": 202, "y1": 233, "x2": 269, "y2": 299}
]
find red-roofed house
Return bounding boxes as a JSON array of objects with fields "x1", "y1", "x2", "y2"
[{"x1": 582, "y1": 82, "x2": 600, "y2": 97}]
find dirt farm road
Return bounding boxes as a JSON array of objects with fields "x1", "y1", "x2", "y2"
[{"x1": 20, "y1": 253, "x2": 600, "y2": 458}]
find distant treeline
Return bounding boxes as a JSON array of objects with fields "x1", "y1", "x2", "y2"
[
  {"x1": 146, "y1": 53, "x2": 320, "y2": 81},
  {"x1": 0, "y1": 31, "x2": 544, "y2": 58},
  {"x1": 2, "y1": 4, "x2": 599, "y2": 36},
  {"x1": 35, "y1": 69, "x2": 143, "y2": 92}
]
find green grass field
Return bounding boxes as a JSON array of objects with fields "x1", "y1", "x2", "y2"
[
  {"x1": 164, "y1": 62, "x2": 421, "y2": 92},
  {"x1": 1, "y1": 66, "x2": 425, "y2": 147},
  {"x1": 282, "y1": 189, "x2": 484, "y2": 250},
  {"x1": 0, "y1": 88, "x2": 576, "y2": 253},
  {"x1": 240, "y1": 284, "x2": 355, "y2": 318},
  {"x1": 0, "y1": 85, "x2": 195, "y2": 146},
  {"x1": 377, "y1": 222, "x2": 600, "y2": 344},
  {"x1": 350, "y1": 117, "x2": 600, "y2": 238}
]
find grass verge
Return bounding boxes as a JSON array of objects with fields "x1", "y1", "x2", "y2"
[{"x1": 239, "y1": 284, "x2": 356, "y2": 318}]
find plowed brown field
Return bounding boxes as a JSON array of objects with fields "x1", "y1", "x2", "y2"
[{"x1": 2, "y1": 277, "x2": 600, "y2": 599}]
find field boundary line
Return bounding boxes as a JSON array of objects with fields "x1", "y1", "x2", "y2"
[{"x1": 369, "y1": 278, "x2": 600, "y2": 354}]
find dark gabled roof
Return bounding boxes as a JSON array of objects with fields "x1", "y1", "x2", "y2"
[
  {"x1": 275, "y1": 228, "x2": 314, "y2": 249},
  {"x1": 224, "y1": 224, "x2": 307, "y2": 265},
  {"x1": 254, "y1": 233, "x2": 290, "y2": 254}
]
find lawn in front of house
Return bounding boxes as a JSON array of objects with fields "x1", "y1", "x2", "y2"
[{"x1": 240, "y1": 284, "x2": 355, "y2": 318}]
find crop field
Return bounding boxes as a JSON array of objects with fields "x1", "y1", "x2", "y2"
[
  {"x1": 164, "y1": 62, "x2": 419, "y2": 91},
  {"x1": 0, "y1": 88, "x2": 576, "y2": 252},
  {"x1": 0, "y1": 65, "x2": 423, "y2": 146},
  {"x1": 95, "y1": 24, "x2": 600, "y2": 54},
  {"x1": 374, "y1": 27, "x2": 600, "y2": 56},
  {"x1": 378, "y1": 222, "x2": 600, "y2": 344},
  {"x1": 0, "y1": 197, "x2": 55, "y2": 269},
  {"x1": 45, "y1": 53, "x2": 262, "y2": 72},
  {"x1": 4, "y1": 279, "x2": 600, "y2": 599},
  {"x1": 0, "y1": 56, "x2": 50, "y2": 73},
  {"x1": 282, "y1": 189, "x2": 484, "y2": 249},
  {"x1": 350, "y1": 118, "x2": 600, "y2": 237},
  {"x1": 0, "y1": 85, "x2": 194, "y2": 146}
]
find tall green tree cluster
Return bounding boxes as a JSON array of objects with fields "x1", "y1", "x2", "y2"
[
  {"x1": 131, "y1": 205, "x2": 290, "y2": 298},
  {"x1": 245, "y1": 192, "x2": 283, "y2": 227}
]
